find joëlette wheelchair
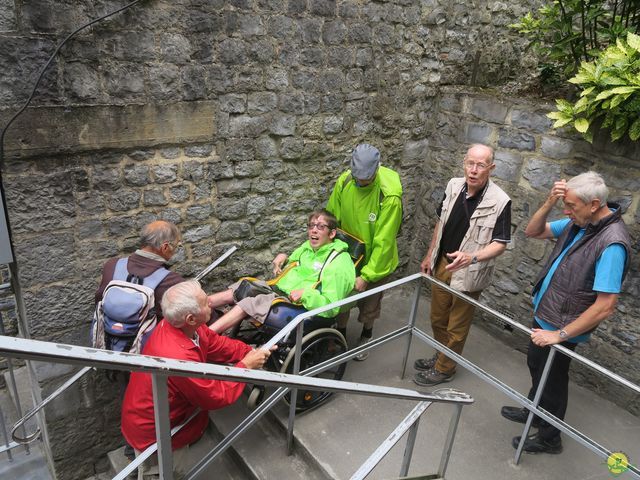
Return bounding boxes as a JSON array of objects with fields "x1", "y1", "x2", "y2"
[{"x1": 230, "y1": 229, "x2": 366, "y2": 413}]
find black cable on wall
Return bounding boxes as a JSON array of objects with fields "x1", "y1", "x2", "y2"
[{"x1": 0, "y1": 0, "x2": 147, "y2": 259}]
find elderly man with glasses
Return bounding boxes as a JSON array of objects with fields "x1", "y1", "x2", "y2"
[
  {"x1": 94, "y1": 220, "x2": 185, "y2": 460},
  {"x1": 207, "y1": 209, "x2": 356, "y2": 333},
  {"x1": 414, "y1": 144, "x2": 512, "y2": 386}
]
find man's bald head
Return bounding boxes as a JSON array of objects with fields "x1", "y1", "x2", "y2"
[{"x1": 466, "y1": 144, "x2": 494, "y2": 164}]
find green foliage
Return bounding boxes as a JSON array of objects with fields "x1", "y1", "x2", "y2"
[
  {"x1": 510, "y1": 0, "x2": 640, "y2": 81},
  {"x1": 546, "y1": 32, "x2": 640, "y2": 142}
]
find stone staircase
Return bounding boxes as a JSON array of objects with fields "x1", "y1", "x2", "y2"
[{"x1": 7, "y1": 290, "x2": 640, "y2": 479}]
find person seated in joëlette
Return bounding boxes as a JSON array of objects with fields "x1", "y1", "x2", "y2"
[{"x1": 207, "y1": 209, "x2": 356, "y2": 334}]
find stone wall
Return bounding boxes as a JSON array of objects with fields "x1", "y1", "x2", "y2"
[
  {"x1": 3, "y1": 0, "x2": 639, "y2": 478},
  {"x1": 410, "y1": 87, "x2": 640, "y2": 416}
]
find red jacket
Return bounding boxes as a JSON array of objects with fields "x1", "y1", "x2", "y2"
[{"x1": 121, "y1": 320, "x2": 252, "y2": 450}]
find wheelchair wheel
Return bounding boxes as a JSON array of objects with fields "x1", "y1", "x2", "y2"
[
  {"x1": 247, "y1": 386, "x2": 266, "y2": 411},
  {"x1": 280, "y1": 328, "x2": 348, "y2": 412}
]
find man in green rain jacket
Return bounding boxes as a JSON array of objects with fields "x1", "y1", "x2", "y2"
[
  {"x1": 327, "y1": 144, "x2": 403, "y2": 360},
  {"x1": 208, "y1": 209, "x2": 356, "y2": 333}
]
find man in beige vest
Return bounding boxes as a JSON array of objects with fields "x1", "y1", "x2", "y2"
[{"x1": 415, "y1": 144, "x2": 511, "y2": 386}]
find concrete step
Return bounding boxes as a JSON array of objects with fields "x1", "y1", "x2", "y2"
[
  {"x1": 207, "y1": 289, "x2": 640, "y2": 480},
  {"x1": 0, "y1": 441, "x2": 52, "y2": 480},
  {"x1": 208, "y1": 393, "x2": 333, "y2": 480},
  {"x1": 106, "y1": 424, "x2": 246, "y2": 480}
]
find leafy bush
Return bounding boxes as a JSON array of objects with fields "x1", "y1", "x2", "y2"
[
  {"x1": 510, "y1": 0, "x2": 640, "y2": 82},
  {"x1": 547, "y1": 32, "x2": 640, "y2": 142}
]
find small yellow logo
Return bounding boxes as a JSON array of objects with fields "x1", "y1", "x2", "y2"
[{"x1": 606, "y1": 452, "x2": 630, "y2": 476}]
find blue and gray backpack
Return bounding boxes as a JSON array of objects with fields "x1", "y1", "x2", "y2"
[{"x1": 91, "y1": 258, "x2": 170, "y2": 354}]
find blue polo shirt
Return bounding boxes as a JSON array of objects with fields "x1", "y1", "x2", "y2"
[{"x1": 533, "y1": 217, "x2": 626, "y2": 343}]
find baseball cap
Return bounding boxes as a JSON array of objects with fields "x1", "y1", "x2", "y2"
[{"x1": 350, "y1": 144, "x2": 380, "y2": 180}]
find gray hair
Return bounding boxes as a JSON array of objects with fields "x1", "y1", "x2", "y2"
[
  {"x1": 161, "y1": 280, "x2": 203, "y2": 328},
  {"x1": 140, "y1": 221, "x2": 181, "y2": 249},
  {"x1": 566, "y1": 171, "x2": 608, "y2": 206}
]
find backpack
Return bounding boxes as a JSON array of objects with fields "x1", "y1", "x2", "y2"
[{"x1": 92, "y1": 258, "x2": 171, "y2": 354}]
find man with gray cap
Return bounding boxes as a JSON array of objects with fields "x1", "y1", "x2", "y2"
[{"x1": 327, "y1": 143, "x2": 403, "y2": 360}]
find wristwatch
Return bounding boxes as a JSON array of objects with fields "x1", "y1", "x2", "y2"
[
  {"x1": 558, "y1": 329, "x2": 569, "y2": 340},
  {"x1": 470, "y1": 255, "x2": 478, "y2": 265}
]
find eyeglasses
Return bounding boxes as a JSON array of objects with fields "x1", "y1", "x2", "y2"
[
  {"x1": 463, "y1": 160, "x2": 491, "y2": 171},
  {"x1": 307, "y1": 222, "x2": 330, "y2": 231}
]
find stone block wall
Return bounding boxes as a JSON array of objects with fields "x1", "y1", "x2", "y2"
[{"x1": 410, "y1": 87, "x2": 640, "y2": 416}]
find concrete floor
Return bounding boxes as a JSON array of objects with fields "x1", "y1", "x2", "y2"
[
  {"x1": 269, "y1": 288, "x2": 640, "y2": 480},
  {"x1": 1, "y1": 288, "x2": 638, "y2": 480}
]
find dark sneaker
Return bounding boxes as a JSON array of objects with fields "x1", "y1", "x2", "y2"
[
  {"x1": 512, "y1": 433, "x2": 563, "y2": 454},
  {"x1": 501, "y1": 406, "x2": 541, "y2": 427},
  {"x1": 354, "y1": 336, "x2": 372, "y2": 361},
  {"x1": 413, "y1": 368, "x2": 454, "y2": 386},
  {"x1": 414, "y1": 354, "x2": 438, "y2": 371}
]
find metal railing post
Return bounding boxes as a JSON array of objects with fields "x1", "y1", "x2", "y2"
[
  {"x1": 399, "y1": 416, "x2": 420, "y2": 477},
  {"x1": 152, "y1": 373, "x2": 174, "y2": 480},
  {"x1": 286, "y1": 321, "x2": 304, "y2": 455},
  {"x1": 438, "y1": 403, "x2": 463, "y2": 478},
  {"x1": 514, "y1": 348, "x2": 556, "y2": 465},
  {"x1": 401, "y1": 279, "x2": 422, "y2": 379}
]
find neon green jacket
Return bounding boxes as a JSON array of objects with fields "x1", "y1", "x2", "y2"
[
  {"x1": 326, "y1": 166, "x2": 403, "y2": 283},
  {"x1": 276, "y1": 239, "x2": 355, "y2": 318}
]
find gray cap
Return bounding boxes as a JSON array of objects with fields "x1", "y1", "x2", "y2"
[{"x1": 350, "y1": 144, "x2": 380, "y2": 180}]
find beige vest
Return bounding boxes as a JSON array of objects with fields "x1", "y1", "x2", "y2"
[{"x1": 429, "y1": 178, "x2": 511, "y2": 292}]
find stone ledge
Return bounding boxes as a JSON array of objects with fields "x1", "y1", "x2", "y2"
[{"x1": 1, "y1": 101, "x2": 216, "y2": 159}]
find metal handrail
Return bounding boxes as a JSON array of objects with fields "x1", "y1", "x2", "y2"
[
  {"x1": 2, "y1": 270, "x2": 637, "y2": 479},
  {"x1": 8, "y1": 247, "x2": 238, "y2": 445},
  {"x1": 425, "y1": 274, "x2": 640, "y2": 394},
  {"x1": 121, "y1": 271, "x2": 640, "y2": 479},
  {"x1": 416, "y1": 273, "x2": 640, "y2": 477},
  {"x1": 10, "y1": 366, "x2": 92, "y2": 444}
]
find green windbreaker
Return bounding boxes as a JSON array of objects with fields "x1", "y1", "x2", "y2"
[
  {"x1": 326, "y1": 166, "x2": 403, "y2": 283},
  {"x1": 275, "y1": 238, "x2": 356, "y2": 318}
]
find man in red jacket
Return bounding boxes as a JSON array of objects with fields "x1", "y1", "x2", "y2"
[{"x1": 121, "y1": 280, "x2": 272, "y2": 477}]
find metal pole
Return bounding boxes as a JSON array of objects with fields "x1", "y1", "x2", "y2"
[
  {"x1": 438, "y1": 403, "x2": 463, "y2": 478},
  {"x1": 193, "y1": 246, "x2": 237, "y2": 281},
  {"x1": 399, "y1": 417, "x2": 421, "y2": 477},
  {"x1": 152, "y1": 374, "x2": 174, "y2": 480},
  {"x1": 514, "y1": 348, "x2": 557, "y2": 464},
  {"x1": 401, "y1": 280, "x2": 422, "y2": 379},
  {"x1": 0, "y1": 399, "x2": 12, "y2": 461},
  {"x1": 286, "y1": 322, "x2": 304, "y2": 455},
  {"x1": 8, "y1": 263, "x2": 44, "y2": 459},
  {"x1": 0, "y1": 311, "x2": 15, "y2": 459}
]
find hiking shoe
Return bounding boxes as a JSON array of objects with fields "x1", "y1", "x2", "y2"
[
  {"x1": 501, "y1": 406, "x2": 541, "y2": 427},
  {"x1": 414, "y1": 354, "x2": 438, "y2": 371},
  {"x1": 413, "y1": 368, "x2": 454, "y2": 386},
  {"x1": 512, "y1": 433, "x2": 563, "y2": 454},
  {"x1": 354, "y1": 336, "x2": 372, "y2": 361}
]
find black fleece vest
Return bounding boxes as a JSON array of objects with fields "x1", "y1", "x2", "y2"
[{"x1": 533, "y1": 205, "x2": 631, "y2": 330}]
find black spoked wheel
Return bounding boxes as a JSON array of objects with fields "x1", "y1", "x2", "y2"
[{"x1": 280, "y1": 328, "x2": 348, "y2": 412}]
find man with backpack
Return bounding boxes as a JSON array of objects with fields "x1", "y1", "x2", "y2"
[
  {"x1": 93, "y1": 220, "x2": 184, "y2": 460},
  {"x1": 326, "y1": 144, "x2": 403, "y2": 360},
  {"x1": 94, "y1": 220, "x2": 184, "y2": 332}
]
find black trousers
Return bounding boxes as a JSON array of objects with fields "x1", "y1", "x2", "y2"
[{"x1": 526, "y1": 322, "x2": 578, "y2": 440}]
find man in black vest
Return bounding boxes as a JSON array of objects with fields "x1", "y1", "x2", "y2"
[{"x1": 501, "y1": 172, "x2": 631, "y2": 454}]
